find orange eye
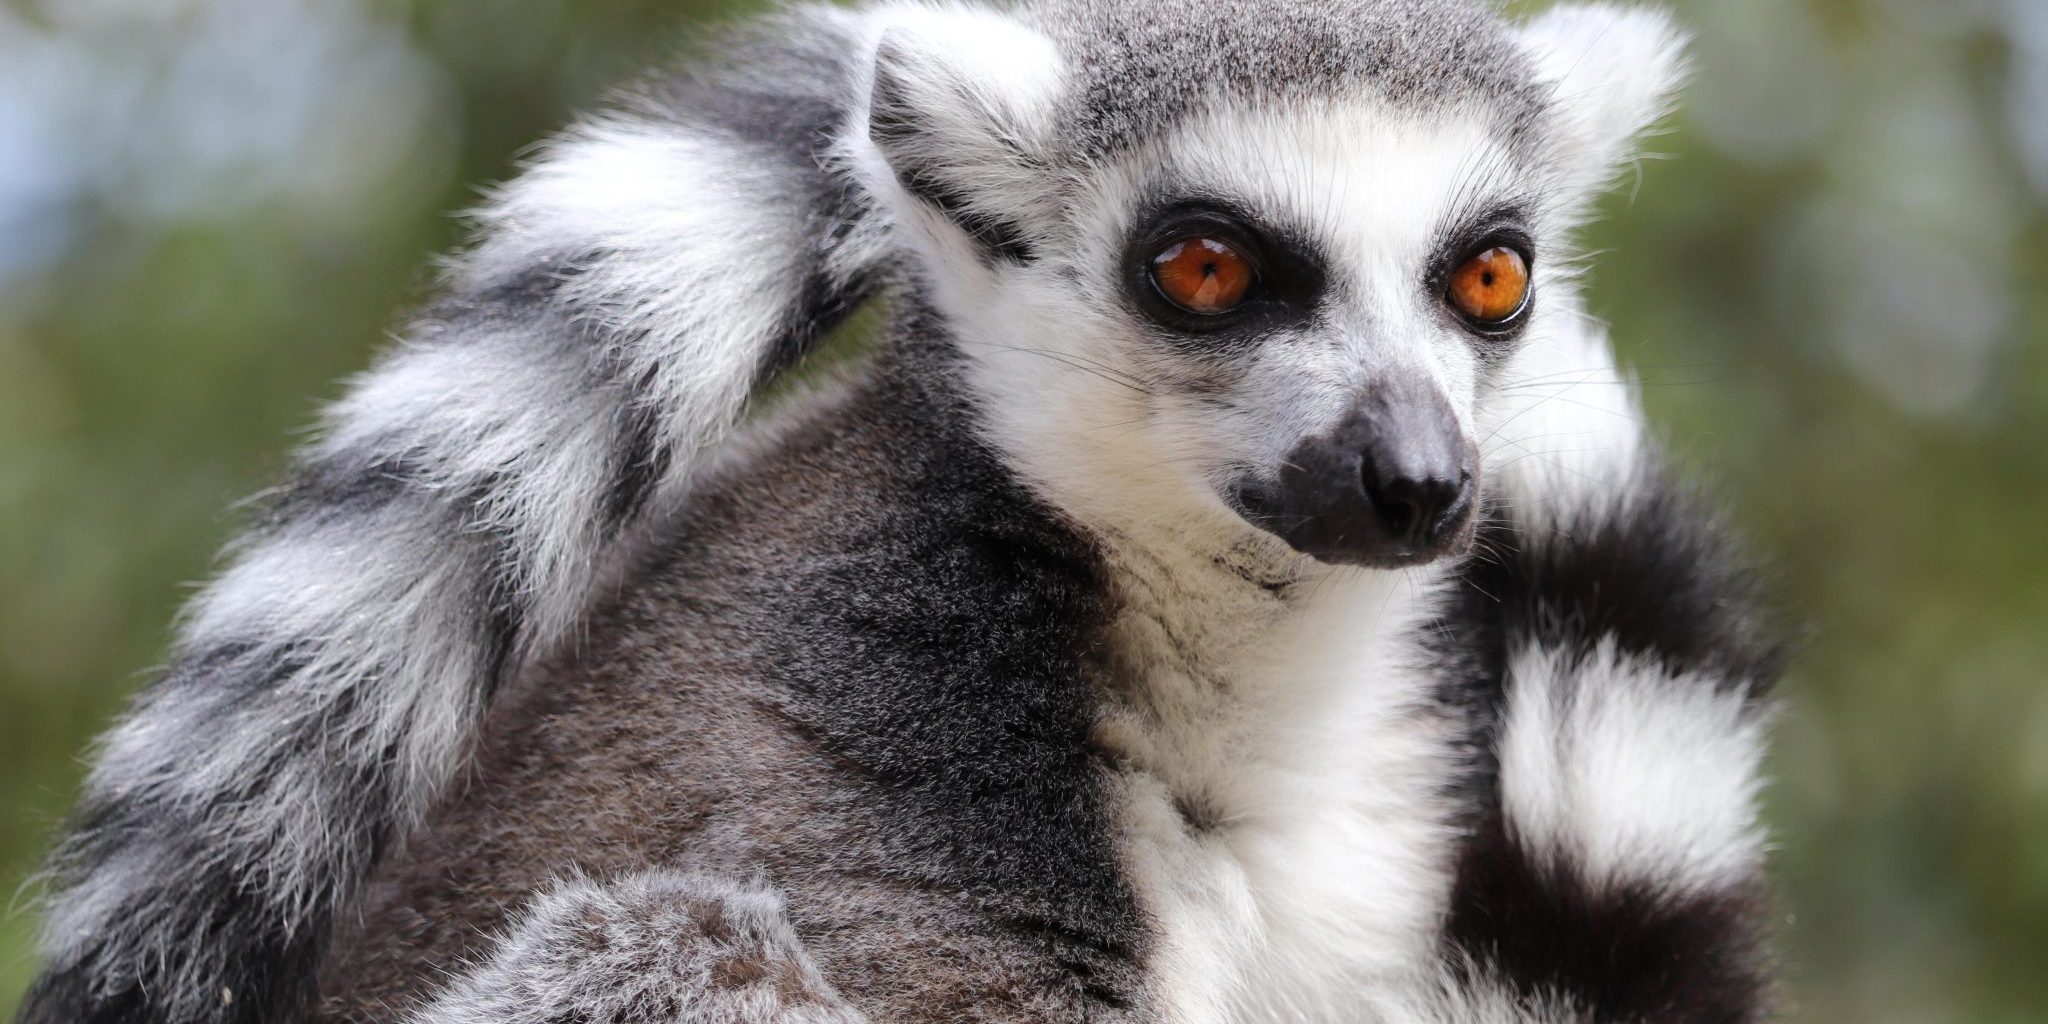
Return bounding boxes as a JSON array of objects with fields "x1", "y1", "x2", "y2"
[
  {"x1": 1447, "y1": 245, "x2": 1530, "y2": 325},
  {"x1": 1151, "y1": 237, "x2": 1255, "y2": 314}
]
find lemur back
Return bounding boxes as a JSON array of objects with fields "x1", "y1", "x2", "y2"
[{"x1": 22, "y1": 2, "x2": 1785, "y2": 1023}]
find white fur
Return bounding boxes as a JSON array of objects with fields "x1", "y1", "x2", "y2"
[
  {"x1": 1482, "y1": 4, "x2": 1693, "y2": 531},
  {"x1": 456, "y1": 114, "x2": 887, "y2": 642},
  {"x1": 1499, "y1": 638, "x2": 1771, "y2": 892},
  {"x1": 1474, "y1": 293, "x2": 1648, "y2": 531},
  {"x1": 845, "y1": 1, "x2": 1070, "y2": 278},
  {"x1": 1517, "y1": 4, "x2": 1690, "y2": 203},
  {"x1": 1099, "y1": 549, "x2": 1465, "y2": 1024},
  {"x1": 64, "y1": 512, "x2": 485, "y2": 960}
]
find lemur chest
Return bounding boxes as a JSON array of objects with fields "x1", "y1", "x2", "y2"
[{"x1": 1091, "y1": 572, "x2": 1460, "y2": 1024}]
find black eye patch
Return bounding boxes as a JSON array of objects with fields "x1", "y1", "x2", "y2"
[
  {"x1": 1121, "y1": 199, "x2": 1327, "y2": 350},
  {"x1": 1426, "y1": 205, "x2": 1537, "y2": 346}
]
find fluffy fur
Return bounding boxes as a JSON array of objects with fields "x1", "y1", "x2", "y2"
[
  {"x1": 21, "y1": 2, "x2": 1784, "y2": 1023},
  {"x1": 398, "y1": 873, "x2": 864, "y2": 1024}
]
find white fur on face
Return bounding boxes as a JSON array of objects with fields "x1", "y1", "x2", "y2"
[
  {"x1": 866, "y1": 3, "x2": 1692, "y2": 565},
  {"x1": 943, "y1": 97, "x2": 1531, "y2": 566}
]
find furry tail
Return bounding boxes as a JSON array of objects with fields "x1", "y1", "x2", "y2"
[
  {"x1": 1407, "y1": 306, "x2": 1787, "y2": 1024},
  {"x1": 20, "y1": 8, "x2": 887, "y2": 1023},
  {"x1": 1424, "y1": 471, "x2": 1784, "y2": 1024}
]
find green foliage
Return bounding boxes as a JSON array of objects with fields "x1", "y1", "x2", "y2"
[{"x1": 1, "y1": 0, "x2": 2042, "y2": 1018}]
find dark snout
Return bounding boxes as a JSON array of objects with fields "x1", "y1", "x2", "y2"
[{"x1": 1235, "y1": 381, "x2": 1479, "y2": 568}]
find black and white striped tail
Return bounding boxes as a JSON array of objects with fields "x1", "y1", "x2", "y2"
[
  {"x1": 19, "y1": 8, "x2": 887, "y2": 1022},
  {"x1": 1419, "y1": 461, "x2": 1786, "y2": 1024}
]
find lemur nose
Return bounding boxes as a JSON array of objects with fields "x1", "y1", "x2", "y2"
[
  {"x1": 1232, "y1": 374, "x2": 1479, "y2": 568},
  {"x1": 1362, "y1": 461, "x2": 1470, "y2": 551}
]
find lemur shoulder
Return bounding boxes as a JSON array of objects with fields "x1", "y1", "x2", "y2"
[{"x1": 22, "y1": 1, "x2": 1787, "y2": 1023}]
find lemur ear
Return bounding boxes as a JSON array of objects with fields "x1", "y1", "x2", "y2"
[
  {"x1": 862, "y1": 7, "x2": 1067, "y2": 262},
  {"x1": 1516, "y1": 4, "x2": 1689, "y2": 198}
]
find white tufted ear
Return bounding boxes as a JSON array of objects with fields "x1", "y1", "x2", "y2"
[
  {"x1": 1518, "y1": 4, "x2": 1689, "y2": 198},
  {"x1": 857, "y1": 3, "x2": 1067, "y2": 261}
]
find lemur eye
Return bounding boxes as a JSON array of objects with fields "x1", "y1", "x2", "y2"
[
  {"x1": 1151, "y1": 237, "x2": 1256, "y2": 315},
  {"x1": 1447, "y1": 246, "x2": 1530, "y2": 326}
]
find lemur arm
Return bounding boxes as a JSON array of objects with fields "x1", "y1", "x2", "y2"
[{"x1": 398, "y1": 873, "x2": 866, "y2": 1024}]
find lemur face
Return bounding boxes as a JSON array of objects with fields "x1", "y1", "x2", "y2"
[
  {"x1": 1071, "y1": 102, "x2": 1540, "y2": 567},
  {"x1": 857, "y1": 0, "x2": 1683, "y2": 568}
]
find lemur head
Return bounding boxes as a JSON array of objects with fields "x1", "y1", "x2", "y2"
[{"x1": 849, "y1": 0, "x2": 1684, "y2": 570}]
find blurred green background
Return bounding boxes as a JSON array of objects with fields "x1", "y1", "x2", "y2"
[{"x1": 1, "y1": 0, "x2": 2043, "y2": 1019}]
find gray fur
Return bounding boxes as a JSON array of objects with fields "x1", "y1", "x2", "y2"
[
  {"x1": 316, "y1": 345, "x2": 1158, "y2": 1021},
  {"x1": 23, "y1": 2, "x2": 1779, "y2": 1023},
  {"x1": 397, "y1": 873, "x2": 863, "y2": 1024},
  {"x1": 1027, "y1": 0, "x2": 1548, "y2": 160}
]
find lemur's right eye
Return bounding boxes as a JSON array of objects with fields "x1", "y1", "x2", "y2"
[{"x1": 1151, "y1": 237, "x2": 1256, "y2": 315}]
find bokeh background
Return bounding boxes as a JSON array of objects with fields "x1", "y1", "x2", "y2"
[{"x1": 2, "y1": 0, "x2": 2044, "y2": 1018}]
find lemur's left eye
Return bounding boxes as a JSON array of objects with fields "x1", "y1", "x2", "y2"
[
  {"x1": 1151, "y1": 237, "x2": 1256, "y2": 315},
  {"x1": 1447, "y1": 245, "x2": 1530, "y2": 326}
]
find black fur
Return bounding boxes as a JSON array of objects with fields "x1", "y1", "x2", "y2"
[
  {"x1": 1446, "y1": 813, "x2": 1773, "y2": 1024},
  {"x1": 743, "y1": 322, "x2": 1148, "y2": 999},
  {"x1": 1479, "y1": 469, "x2": 1789, "y2": 689},
  {"x1": 1427, "y1": 472, "x2": 1786, "y2": 1023},
  {"x1": 601, "y1": 382, "x2": 675, "y2": 534}
]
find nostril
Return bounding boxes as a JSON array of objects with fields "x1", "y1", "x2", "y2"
[
  {"x1": 1363, "y1": 468, "x2": 1464, "y2": 549},
  {"x1": 1377, "y1": 480, "x2": 1428, "y2": 547},
  {"x1": 1424, "y1": 470, "x2": 1475, "y2": 544}
]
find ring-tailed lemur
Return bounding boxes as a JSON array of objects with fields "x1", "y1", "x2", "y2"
[{"x1": 21, "y1": 1, "x2": 1787, "y2": 1022}]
